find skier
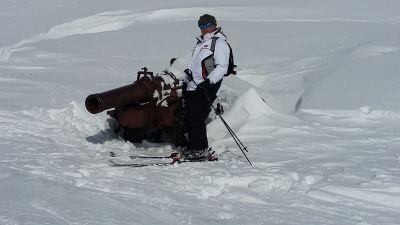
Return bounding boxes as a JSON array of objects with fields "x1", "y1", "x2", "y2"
[{"x1": 182, "y1": 14, "x2": 232, "y2": 160}]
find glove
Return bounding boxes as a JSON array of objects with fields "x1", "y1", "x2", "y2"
[
  {"x1": 197, "y1": 79, "x2": 211, "y2": 95},
  {"x1": 198, "y1": 79, "x2": 211, "y2": 88}
]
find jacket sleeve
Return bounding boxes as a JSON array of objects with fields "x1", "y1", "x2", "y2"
[{"x1": 207, "y1": 39, "x2": 230, "y2": 84}]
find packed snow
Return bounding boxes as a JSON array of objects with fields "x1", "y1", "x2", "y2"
[{"x1": 1, "y1": 0, "x2": 400, "y2": 224}]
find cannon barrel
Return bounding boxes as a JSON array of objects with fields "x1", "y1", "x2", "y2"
[
  {"x1": 85, "y1": 78, "x2": 155, "y2": 114},
  {"x1": 85, "y1": 67, "x2": 187, "y2": 146}
]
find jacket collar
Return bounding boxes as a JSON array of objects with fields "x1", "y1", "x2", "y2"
[{"x1": 196, "y1": 27, "x2": 226, "y2": 43}]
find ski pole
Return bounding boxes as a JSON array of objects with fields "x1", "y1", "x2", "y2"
[
  {"x1": 183, "y1": 69, "x2": 252, "y2": 166},
  {"x1": 211, "y1": 100, "x2": 252, "y2": 166},
  {"x1": 217, "y1": 114, "x2": 248, "y2": 152}
]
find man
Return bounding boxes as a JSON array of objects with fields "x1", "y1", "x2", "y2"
[{"x1": 182, "y1": 14, "x2": 231, "y2": 160}]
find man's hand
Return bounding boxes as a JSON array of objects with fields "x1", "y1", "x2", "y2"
[
  {"x1": 197, "y1": 79, "x2": 211, "y2": 95},
  {"x1": 198, "y1": 79, "x2": 211, "y2": 88}
]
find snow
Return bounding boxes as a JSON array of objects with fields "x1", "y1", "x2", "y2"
[{"x1": 1, "y1": 0, "x2": 400, "y2": 224}]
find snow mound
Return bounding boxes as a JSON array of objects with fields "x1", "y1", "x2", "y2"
[
  {"x1": 208, "y1": 88, "x2": 274, "y2": 141},
  {"x1": 21, "y1": 101, "x2": 107, "y2": 139}
]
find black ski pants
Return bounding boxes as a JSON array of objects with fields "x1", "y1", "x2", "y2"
[{"x1": 184, "y1": 81, "x2": 221, "y2": 151}]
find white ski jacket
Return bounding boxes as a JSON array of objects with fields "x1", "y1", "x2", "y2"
[{"x1": 186, "y1": 28, "x2": 230, "y2": 91}]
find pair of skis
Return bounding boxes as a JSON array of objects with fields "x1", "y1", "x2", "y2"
[{"x1": 109, "y1": 151, "x2": 218, "y2": 167}]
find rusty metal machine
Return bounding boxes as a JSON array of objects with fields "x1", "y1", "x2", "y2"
[{"x1": 85, "y1": 67, "x2": 186, "y2": 146}]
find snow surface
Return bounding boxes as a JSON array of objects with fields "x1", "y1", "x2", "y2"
[{"x1": 1, "y1": 0, "x2": 400, "y2": 224}]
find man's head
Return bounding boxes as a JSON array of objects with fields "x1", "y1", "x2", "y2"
[{"x1": 198, "y1": 14, "x2": 217, "y2": 35}]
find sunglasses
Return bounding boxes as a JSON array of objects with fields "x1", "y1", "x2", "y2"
[{"x1": 198, "y1": 22, "x2": 213, "y2": 29}]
